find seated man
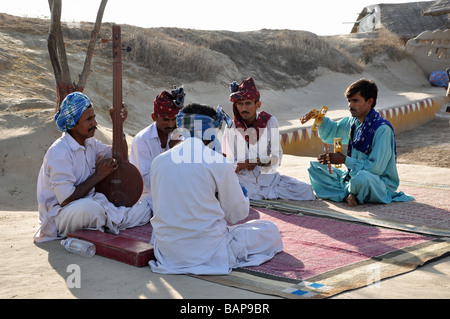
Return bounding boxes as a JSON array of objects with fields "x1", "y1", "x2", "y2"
[
  {"x1": 149, "y1": 103, "x2": 283, "y2": 275},
  {"x1": 308, "y1": 79, "x2": 414, "y2": 206},
  {"x1": 129, "y1": 87, "x2": 185, "y2": 211},
  {"x1": 222, "y1": 77, "x2": 315, "y2": 201},
  {"x1": 35, "y1": 92, "x2": 151, "y2": 242}
]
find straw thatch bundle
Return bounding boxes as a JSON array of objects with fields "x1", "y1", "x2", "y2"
[{"x1": 422, "y1": 0, "x2": 450, "y2": 16}]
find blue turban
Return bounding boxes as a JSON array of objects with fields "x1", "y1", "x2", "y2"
[
  {"x1": 54, "y1": 92, "x2": 92, "y2": 132},
  {"x1": 176, "y1": 105, "x2": 231, "y2": 140}
]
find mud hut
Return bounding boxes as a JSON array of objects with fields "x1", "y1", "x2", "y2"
[{"x1": 351, "y1": 2, "x2": 449, "y2": 42}]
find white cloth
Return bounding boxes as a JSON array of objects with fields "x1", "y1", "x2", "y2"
[
  {"x1": 129, "y1": 123, "x2": 179, "y2": 209},
  {"x1": 34, "y1": 132, "x2": 151, "y2": 242},
  {"x1": 149, "y1": 137, "x2": 283, "y2": 275},
  {"x1": 55, "y1": 198, "x2": 108, "y2": 237},
  {"x1": 222, "y1": 114, "x2": 315, "y2": 201},
  {"x1": 55, "y1": 198, "x2": 151, "y2": 238}
]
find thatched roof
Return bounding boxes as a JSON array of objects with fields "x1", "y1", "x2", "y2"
[
  {"x1": 422, "y1": 0, "x2": 450, "y2": 16},
  {"x1": 351, "y1": 2, "x2": 449, "y2": 40}
]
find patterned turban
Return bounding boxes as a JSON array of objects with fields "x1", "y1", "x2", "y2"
[
  {"x1": 176, "y1": 105, "x2": 231, "y2": 140},
  {"x1": 229, "y1": 77, "x2": 260, "y2": 104},
  {"x1": 153, "y1": 87, "x2": 185, "y2": 117},
  {"x1": 54, "y1": 92, "x2": 92, "y2": 132},
  {"x1": 229, "y1": 78, "x2": 271, "y2": 143}
]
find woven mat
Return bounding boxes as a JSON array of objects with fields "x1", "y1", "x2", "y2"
[
  {"x1": 194, "y1": 207, "x2": 450, "y2": 299},
  {"x1": 250, "y1": 184, "x2": 450, "y2": 237}
]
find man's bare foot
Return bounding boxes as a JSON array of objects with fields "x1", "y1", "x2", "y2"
[{"x1": 346, "y1": 194, "x2": 358, "y2": 207}]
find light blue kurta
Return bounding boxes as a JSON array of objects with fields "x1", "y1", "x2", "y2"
[{"x1": 308, "y1": 116, "x2": 414, "y2": 204}]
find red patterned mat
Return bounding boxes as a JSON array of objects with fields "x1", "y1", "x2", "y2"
[
  {"x1": 118, "y1": 207, "x2": 450, "y2": 298},
  {"x1": 193, "y1": 207, "x2": 450, "y2": 299},
  {"x1": 239, "y1": 208, "x2": 431, "y2": 280}
]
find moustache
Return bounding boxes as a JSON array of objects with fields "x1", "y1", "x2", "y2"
[{"x1": 88, "y1": 126, "x2": 97, "y2": 132}]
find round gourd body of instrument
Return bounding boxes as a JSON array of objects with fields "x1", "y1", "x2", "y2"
[{"x1": 96, "y1": 161, "x2": 143, "y2": 207}]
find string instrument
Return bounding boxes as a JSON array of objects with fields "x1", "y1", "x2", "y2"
[
  {"x1": 321, "y1": 138, "x2": 343, "y2": 174},
  {"x1": 323, "y1": 144, "x2": 332, "y2": 174},
  {"x1": 333, "y1": 138, "x2": 342, "y2": 168},
  {"x1": 96, "y1": 25, "x2": 143, "y2": 207}
]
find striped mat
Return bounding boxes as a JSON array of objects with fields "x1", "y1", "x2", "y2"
[{"x1": 250, "y1": 184, "x2": 450, "y2": 237}]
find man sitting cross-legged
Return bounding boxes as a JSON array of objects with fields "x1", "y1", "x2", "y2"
[{"x1": 148, "y1": 103, "x2": 283, "y2": 275}]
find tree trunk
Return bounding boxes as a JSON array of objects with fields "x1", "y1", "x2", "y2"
[
  {"x1": 77, "y1": 0, "x2": 108, "y2": 92},
  {"x1": 47, "y1": 0, "x2": 108, "y2": 112}
]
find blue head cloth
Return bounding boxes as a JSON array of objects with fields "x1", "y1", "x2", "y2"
[
  {"x1": 176, "y1": 105, "x2": 232, "y2": 140},
  {"x1": 54, "y1": 92, "x2": 92, "y2": 132}
]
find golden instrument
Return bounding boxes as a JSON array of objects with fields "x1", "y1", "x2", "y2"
[
  {"x1": 334, "y1": 138, "x2": 342, "y2": 168},
  {"x1": 312, "y1": 106, "x2": 328, "y2": 131},
  {"x1": 299, "y1": 106, "x2": 328, "y2": 131},
  {"x1": 299, "y1": 109, "x2": 318, "y2": 124}
]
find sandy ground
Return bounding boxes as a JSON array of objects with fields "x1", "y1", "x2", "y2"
[{"x1": 396, "y1": 117, "x2": 450, "y2": 169}]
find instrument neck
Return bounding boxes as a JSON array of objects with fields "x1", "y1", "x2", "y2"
[{"x1": 112, "y1": 25, "x2": 124, "y2": 161}]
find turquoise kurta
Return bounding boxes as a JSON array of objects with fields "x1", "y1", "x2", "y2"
[{"x1": 308, "y1": 116, "x2": 414, "y2": 204}]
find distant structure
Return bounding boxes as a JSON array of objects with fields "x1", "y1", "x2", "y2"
[
  {"x1": 403, "y1": 1, "x2": 450, "y2": 75},
  {"x1": 350, "y1": 1, "x2": 449, "y2": 42},
  {"x1": 405, "y1": 29, "x2": 450, "y2": 74},
  {"x1": 422, "y1": 0, "x2": 450, "y2": 17}
]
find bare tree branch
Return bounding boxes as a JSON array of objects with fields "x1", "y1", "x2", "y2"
[
  {"x1": 48, "y1": 0, "x2": 65, "y2": 109},
  {"x1": 77, "y1": 0, "x2": 108, "y2": 91},
  {"x1": 48, "y1": 0, "x2": 108, "y2": 111}
]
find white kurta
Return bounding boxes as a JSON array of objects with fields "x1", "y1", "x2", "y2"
[
  {"x1": 222, "y1": 114, "x2": 315, "y2": 201},
  {"x1": 35, "y1": 133, "x2": 149, "y2": 242},
  {"x1": 149, "y1": 137, "x2": 283, "y2": 275},
  {"x1": 129, "y1": 123, "x2": 177, "y2": 209}
]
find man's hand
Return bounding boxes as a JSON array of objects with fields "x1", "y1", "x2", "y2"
[
  {"x1": 317, "y1": 152, "x2": 346, "y2": 165},
  {"x1": 169, "y1": 139, "x2": 182, "y2": 148},
  {"x1": 109, "y1": 102, "x2": 128, "y2": 123},
  {"x1": 60, "y1": 155, "x2": 118, "y2": 207},
  {"x1": 236, "y1": 159, "x2": 259, "y2": 172},
  {"x1": 94, "y1": 155, "x2": 119, "y2": 181},
  {"x1": 257, "y1": 158, "x2": 272, "y2": 167},
  {"x1": 169, "y1": 133, "x2": 183, "y2": 149}
]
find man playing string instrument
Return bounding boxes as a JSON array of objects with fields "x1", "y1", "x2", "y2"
[
  {"x1": 149, "y1": 103, "x2": 282, "y2": 274},
  {"x1": 307, "y1": 79, "x2": 414, "y2": 206},
  {"x1": 35, "y1": 92, "x2": 151, "y2": 242}
]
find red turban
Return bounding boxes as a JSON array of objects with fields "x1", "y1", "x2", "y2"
[
  {"x1": 229, "y1": 78, "x2": 271, "y2": 144},
  {"x1": 153, "y1": 91, "x2": 181, "y2": 118},
  {"x1": 229, "y1": 77, "x2": 260, "y2": 103}
]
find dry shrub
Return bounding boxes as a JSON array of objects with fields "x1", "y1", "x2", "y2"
[
  {"x1": 266, "y1": 30, "x2": 360, "y2": 77},
  {"x1": 360, "y1": 29, "x2": 410, "y2": 64},
  {"x1": 125, "y1": 29, "x2": 222, "y2": 82},
  {"x1": 118, "y1": 26, "x2": 362, "y2": 88}
]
